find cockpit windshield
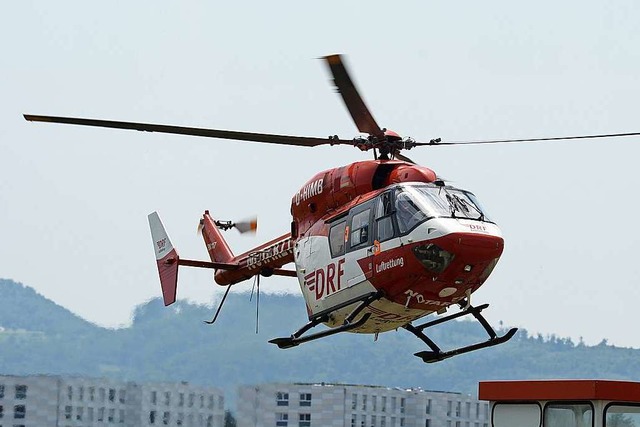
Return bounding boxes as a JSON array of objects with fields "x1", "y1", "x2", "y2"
[{"x1": 395, "y1": 184, "x2": 492, "y2": 231}]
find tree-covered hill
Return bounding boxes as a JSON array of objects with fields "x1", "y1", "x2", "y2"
[{"x1": 1, "y1": 277, "x2": 639, "y2": 398}]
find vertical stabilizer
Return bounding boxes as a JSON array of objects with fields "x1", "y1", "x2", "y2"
[{"x1": 148, "y1": 211, "x2": 179, "y2": 306}]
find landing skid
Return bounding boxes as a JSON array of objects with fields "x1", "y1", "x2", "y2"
[
  {"x1": 404, "y1": 302, "x2": 518, "y2": 363},
  {"x1": 269, "y1": 291, "x2": 382, "y2": 349}
]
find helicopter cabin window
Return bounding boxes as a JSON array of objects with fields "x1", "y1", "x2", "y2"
[
  {"x1": 349, "y1": 206, "x2": 372, "y2": 250},
  {"x1": 329, "y1": 221, "x2": 347, "y2": 258},
  {"x1": 375, "y1": 192, "x2": 395, "y2": 242},
  {"x1": 395, "y1": 191, "x2": 427, "y2": 234}
]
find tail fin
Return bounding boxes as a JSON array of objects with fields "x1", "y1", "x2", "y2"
[
  {"x1": 148, "y1": 211, "x2": 179, "y2": 306},
  {"x1": 200, "y1": 210, "x2": 235, "y2": 263}
]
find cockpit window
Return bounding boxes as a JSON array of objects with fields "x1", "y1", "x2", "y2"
[
  {"x1": 395, "y1": 192, "x2": 428, "y2": 234},
  {"x1": 390, "y1": 184, "x2": 492, "y2": 234},
  {"x1": 399, "y1": 185, "x2": 492, "y2": 223}
]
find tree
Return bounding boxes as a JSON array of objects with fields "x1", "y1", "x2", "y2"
[{"x1": 224, "y1": 410, "x2": 237, "y2": 427}]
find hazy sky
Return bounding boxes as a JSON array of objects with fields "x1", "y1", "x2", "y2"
[{"x1": 2, "y1": 1, "x2": 640, "y2": 348}]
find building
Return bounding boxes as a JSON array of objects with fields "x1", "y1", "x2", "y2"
[
  {"x1": 0, "y1": 374, "x2": 225, "y2": 427},
  {"x1": 236, "y1": 383, "x2": 490, "y2": 427}
]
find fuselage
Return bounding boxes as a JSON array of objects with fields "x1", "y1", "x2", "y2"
[
  {"x1": 209, "y1": 159, "x2": 502, "y2": 334},
  {"x1": 289, "y1": 160, "x2": 503, "y2": 333}
]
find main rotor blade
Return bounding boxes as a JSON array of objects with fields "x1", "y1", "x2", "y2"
[
  {"x1": 23, "y1": 114, "x2": 355, "y2": 148},
  {"x1": 324, "y1": 55, "x2": 385, "y2": 141},
  {"x1": 413, "y1": 132, "x2": 640, "y2": 146},
  {"x1": 394, "y1": 152, "x2": 416, "y2": 164}
]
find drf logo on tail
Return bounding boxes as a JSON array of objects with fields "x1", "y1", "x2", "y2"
[{"x1": 304, "y1": 258, "x2": 345, "y2": 300}]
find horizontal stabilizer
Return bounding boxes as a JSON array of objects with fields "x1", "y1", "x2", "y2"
[{"x1": 148, "y1": 211, "x2": 179, "y2": 306}]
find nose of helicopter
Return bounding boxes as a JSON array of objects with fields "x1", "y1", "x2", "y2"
[{"x1": 411, "y1": 226, "x2": 504, "y2": 291}]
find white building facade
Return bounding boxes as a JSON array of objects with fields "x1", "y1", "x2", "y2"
[
  {"x1": 236, "y1": 383, "x2": 490, "y2": 427},
  {"x1": 0, "y1": 374, "x2": 225, "y2": 427}
]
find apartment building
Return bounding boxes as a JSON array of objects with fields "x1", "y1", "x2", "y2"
[
  {"x1": 236, "y1": 383, "x2": 490, "y2": 427},
  {"x1": 0, "y1": 374, "x2": 225, "y2": 427}
]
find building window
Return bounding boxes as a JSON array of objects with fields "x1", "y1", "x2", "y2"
[
  {"x1": 456, "y1": 401, "x2": 461, "y2": 417},
  {"x1": 381, "y1": 416, "x2": 386, "y2": 427},
  {"x1": 466, "y1": 402, "x2": 471, "y2": 418},
  {"x1": 67, "y1": 385, "x2": 73, "y2": 401},
  {"x1": 276, "y1": 412, "x2": 289, "y2": 427},
  {"x1": 15, "y1": 385, "x2": 27, "y2": 400},
  {"x1": 426, "y1": 399, "x2": 431, "y2": 414},
  {"x1": 400, "y1": 418, "x2": 405, "y2": 427},
  {"x1": 89, "y1": 386, "x2": 95, "y2": 401},
  {"x1": 109, "y1": 388, "x2": 116, "y2": 402},
  {"x1": 14, "y1": 404, "x2": 26, "y2": 419},
  {"x1": 0, "y1": 404, "x2": 4, "y2": 418},
  {"x1": 371, "y1": 415, "x2": 377, "y2": 427},
  {"x1": 88, "y1": 407, "x2": 94, "y2": 421},
  {"x1": 299, "y1": 413, "x2": 311, "y2": 427},
  {"x1": 98, "y1": 407, "x2": 105, "y2": 422},
  {"x1": 151, "y1": 391, "x2": 157, "y2": 405},
  {"x1": 76, "y1": 406, "x2": 83, "y2": 421},
  {"x1": 361, "y1": 415, "x2": 366, "y2": 427},
  {"x1": 362, "y1": 395, "x2": 367, "y2": 411},
  {"x1": 0, "y1": 384, "x2": 4, "y2": 398},
  {"x1": 351, "y1": 414, "x2": 357, "y2": 427},
  {"x1": 177, "y1": 412, "x2": 184, "y2": 426},
  {"x1": 188, "y1": 393, "x2": 195, "y2": 407},
  {"x1": 425, "y1": 420, "x2": 431, "y2": 427},
  {"x1": 79, "y1": 386, "x2": 84, "y2": 401},
  {"x1": 391, "y1": 417, "x2": 396, "y2": 427},
  {"x1": 119, "y1": 409, "x2": 125, "y2": 424},
  {"x1": 400, "y1": 398, "x2": 405, "y2": 414},
  {"x1": 149, "y1": 410, "x2": 156, "y2": 424},
  {"x1": 207, "y1": 414, "x2": 214, "y2": 427},
  {"x1": 352, "y1": 394, "x2": 358, "y2": 410},
  {"x1": 381, "y1": 397, "x2": 387, "y2": 413},
  {"x1": 207, "y1": 395, "x2": 213, "y2": 409},
  {"x1": 218, "y1": 395, "x2": 224, "y2": 410},
  {"x1": 200, "y1": 394, "x2": 205, "y2": 408},
  {"x1": 447, "y1": 401, "x2": 452, "y2": 417},
  {"x1": 276, "y1": 392, "x2": 289, "y2": 406},
  {"x1": 119, "y1": 389, "x2": 126, "y2": 403},
  {"x1": 65, "y1": 405, "x2": 72, "y2": 420},
  {"x1": 299, "y1": 393, "x2": 312, "y2": 407},
  {"x1": 391, "y1": 397, "x2": 396, "y2": 413},
  {"x1": 179, "y1": 393, "x2": 185, "y2": 407},
  {"x1": 108, "y1": 408, "x2": 115, "y2": 422},
  {"x1": 99, "y1": 388, "x2": 106, "y2": 402},
  {"x1": 163, "y1": 411, "x2": 171, "y2": 425},
  {"x1": 372, "y1": 396, "x2": 377, "y2": 412}
]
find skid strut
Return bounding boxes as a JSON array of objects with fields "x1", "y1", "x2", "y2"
[
  {"x1": 269, "y1": 291, "x2": 382, "y2": 349},
  {"x1": 404, "y1": 303, "x2": 518, "y2": 363}
]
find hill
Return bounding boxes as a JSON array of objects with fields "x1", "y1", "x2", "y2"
[{"x1": 1, "y1": 277, "x2": 640, "y2": 398}]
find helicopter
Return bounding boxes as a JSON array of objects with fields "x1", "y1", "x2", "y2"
[{"x1": 24, "y1": 54, "x2": 640, "y2": 363}]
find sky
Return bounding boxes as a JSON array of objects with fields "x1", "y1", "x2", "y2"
[{"x1": 2, "y1": 1, "x2": 640, "y2": 348}]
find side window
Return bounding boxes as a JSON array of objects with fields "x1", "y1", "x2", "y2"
[
  {"x1": 329, "y1": 221, "x2": 346, "y2": 258},
  {"x1": 395, "y1": 191, "x2": 427, "y2": 234},
  {"x1": 349, "y1": 208, "x2": 372, "y2": 250},
  {"x1": 375, "y1": 193, "x2": 395, "y2": 242}
]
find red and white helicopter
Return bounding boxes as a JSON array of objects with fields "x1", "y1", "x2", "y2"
[{"x1": 24, "y1": 55, "x2": 640, "y2": 363}]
